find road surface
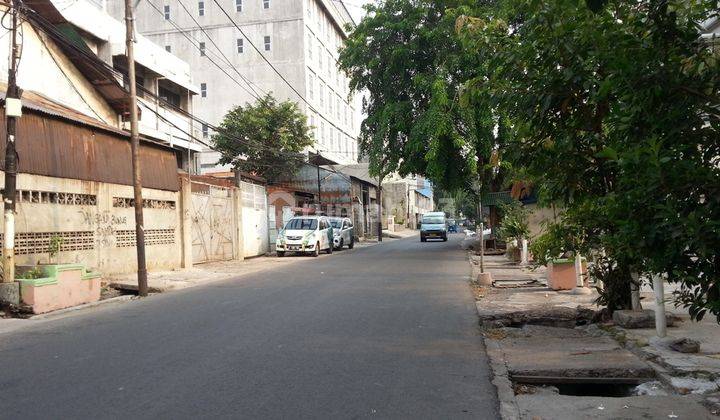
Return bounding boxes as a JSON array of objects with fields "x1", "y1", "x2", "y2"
[{"x1": 0, "y1": 234, "x2": 498, "y2": 419}]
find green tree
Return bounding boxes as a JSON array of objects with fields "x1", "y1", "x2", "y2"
[
  {"x1": 459, "y1": 0, "x2": 720, "y2": 319},
  {"x1": 339, "y1": 0, "x2": 504, "y2": 192},
  {"x1": 212, "y1": 94, "x2": 314, "y2": 183}
]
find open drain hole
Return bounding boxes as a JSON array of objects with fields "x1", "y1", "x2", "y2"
[{"x1": 513, "y1": 377, "x2": 651, "y2": 398}]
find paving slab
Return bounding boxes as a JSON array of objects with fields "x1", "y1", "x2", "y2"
[
  {"x1": 499, "y1": 327, "x2": 655, "y2": 380},
  {"x1": 517, "y1": 393, "x2": 715, "y2": 419}
]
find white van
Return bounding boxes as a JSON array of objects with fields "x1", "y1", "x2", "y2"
[
  {"x1": 420, "y1": 212, "x2": 448, "y2": 242},
  {"x1": 276, "y1": 216, "x2": 334, "y2": 257}
]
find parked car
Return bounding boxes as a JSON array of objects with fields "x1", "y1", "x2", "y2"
[
  {"x1": 420, "y1": 212, "x2": 448, "y2": 242},
  {"x1": 276, "y1": 216, "x2": 334, "y2": 257},
  {"x1": 329, "y1": 217, "x2": 355, "y2": 250}
]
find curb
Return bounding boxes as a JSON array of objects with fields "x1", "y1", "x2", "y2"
[
  {"x1": 470, "y1": 251, "x2": 520, "y2": 420},
  {"x1": 29, "y1": 295, "x2": 135, "y2": 320},
  {"x1": 484, "y1": 338, "x2": 521, "y2": 420}
]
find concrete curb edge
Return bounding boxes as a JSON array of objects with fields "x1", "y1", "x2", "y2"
[{"x1": 29, "y1": 295, "x2": 135, "y2": 320}]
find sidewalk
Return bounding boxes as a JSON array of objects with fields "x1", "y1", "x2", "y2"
[
  {"x1": 471, "y1": 252, "x2": 720, "y2": 419},
  {"x1": 107, "y1": 237, "x2": 386, "y2": 292}
]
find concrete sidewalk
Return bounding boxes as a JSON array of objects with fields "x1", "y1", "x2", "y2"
[
  {"x1": 106, "y1": 237, "x2": 386, "y2": 293},
  {"x1": 472, "y1": 252, "x2": 720, "y2": 419}
]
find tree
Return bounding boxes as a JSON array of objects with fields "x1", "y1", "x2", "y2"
[
  {"x1": 339, "y1": 0, "x2": 501, "y2": 192},
  {"x1": 212, "y1": 94, "x2": 314, "y2": 183},
  {"x1": 459, "y1": 0, "x2": 720, "y2": 319}
]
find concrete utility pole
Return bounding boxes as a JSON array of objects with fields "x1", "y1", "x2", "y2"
[
  {"x1": 316, "y1": 158, "x2": 322, "y2": 214},
  {"x1": 377, "y1": 175, "x2": 383, "y2": 242},
  {"x1": 125, "y1": 0, "x2": 148, "y2": 296},
  {"x1": 3, "y1": 0, "x2": 21, "y2": 288}
]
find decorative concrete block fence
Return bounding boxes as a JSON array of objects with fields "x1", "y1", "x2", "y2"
[
  {"x1": 18, "y1": 264, "x2": 101, "y2": 314},
  {"x1": 547, "y1": 258, "x2": 587, "y2": 291}
]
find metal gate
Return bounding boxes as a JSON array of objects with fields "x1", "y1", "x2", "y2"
[
  {"x1": 240, "y1": 181, "x2": 269, "y2": 257},
  {"x1": 191, "y1": 183, "x2": 235, "y2": 263}
]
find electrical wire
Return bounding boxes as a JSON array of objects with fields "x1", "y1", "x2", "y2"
[
  {"x1": 142, "y1": 0, "x2": 262, "y2": 101},
  {"x1": 172, "y1": 0, "x2": 265, "y2": 99},
  {"x1": 208, "y1": 0, "x2": 357, "y2": 141}
]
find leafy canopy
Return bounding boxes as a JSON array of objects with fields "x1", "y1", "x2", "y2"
[
  {"x1": 212, "y1": 94, "x2": 314, "y2": 183},
  {"x1": 459, "y1": 0, "x2": 720, "y2": 319}
]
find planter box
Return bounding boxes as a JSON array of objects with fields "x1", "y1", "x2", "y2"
[
  {"x1": 547, "y1": 258, "x2": 587, "y2": 291},
  {"x1": 18, "y1": 264, "x2": 101, "y2": 314}
]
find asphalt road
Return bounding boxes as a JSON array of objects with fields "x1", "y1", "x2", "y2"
[{"x1": 0, "y1": 233, "x2": 498, "y2": 419}]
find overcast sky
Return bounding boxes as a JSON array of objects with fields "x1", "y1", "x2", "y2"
[{"x1": 338, "y1": 0, "x2": 373, "y2": 24}]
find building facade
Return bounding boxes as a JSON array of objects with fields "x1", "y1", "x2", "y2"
[{"x1": 109, "y1": 0, "x2": 362, "y2": 172}]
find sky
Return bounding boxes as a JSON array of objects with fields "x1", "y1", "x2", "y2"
[{"x1": 337, "y1": 0, "x2": 373, "y2": 24}]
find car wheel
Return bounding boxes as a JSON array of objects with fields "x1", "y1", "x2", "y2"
[
  {"x1": 348, "y1": 238, "x2": 354, "y2": 249},
  {"x1": 312, "y1": 243, "x2": 320, "y2": 257},
  {"x1": 421, "y1": 236, "x2": 426, "y2": 242},
  {"x1": 443, "y1": 235, "x2": 448, "y2": 242},
  {"x1": 339, "y1": 238, "x2": 344, "y2": 250},
  {"x1": 277, "y1": 251, "x2": 285, "y2": 257},
  {"x1": 327, "y1": 243, "x2": 333, "y2": 254}
]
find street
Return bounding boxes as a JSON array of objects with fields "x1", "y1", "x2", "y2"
[{"x1": 0, "y1": 234, "x2": 498, "y2": 419}]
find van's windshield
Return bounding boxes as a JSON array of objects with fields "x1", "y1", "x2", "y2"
[
  {"x1": 422, "y1": 217, "x2": 445, "y2": 224},
  {"x1": 285, "y1": 219, "x2": 317, "y2": 230}
]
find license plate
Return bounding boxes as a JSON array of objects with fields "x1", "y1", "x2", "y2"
[{"x1": 288, "y1": 245, "x2": 301, "y2": 251}]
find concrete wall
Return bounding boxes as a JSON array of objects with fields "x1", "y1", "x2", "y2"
[
  {"x1": 0, "y1": 10, "x2": 118, "y2": 126},
  {"x1": 526, "y1": 203, "x2": 559, "y2": 239},
  {"x1": 382, "y1": 182, "x2": 408, "y2": 227},
  {"x1": 0, "y1": 173, "x2": 181, "y2": 275}
]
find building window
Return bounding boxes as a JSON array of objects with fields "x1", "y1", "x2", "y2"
[
  {"x1": 264, "y1": 36, "x2": 271, "y2": 51},
  {"x1": 307, "y1": 34, "x2": 313, "y2": 60},
  {"x1": 200, "y1": 82, "x2": 207, "y2": 98},
  {"x1": 165, "y1": 45, "x2": 171, "y2": 52},
  {"x1": 198, "y1": 1, "x2": 204, "y2": 16},
  {"x1": 317, "y1": 45, "x2": 322, "y2": 69},
  {"x1": 327, "y1": 90, "x2": 332, "y2": 113},
  {"x1": 263, "y1": 0, "x2": 269, "y2": 9},
  {"x1": 163, "y1": 4, "x2": 170, "y2": 19},
  {"x1": 319, "y1": 82, "x2": 324, "y2": 107},
  {"x1": 310, "y1": 114, "x2": 316, "y2": 139},
  {"x1": 237, "y1": 38, "x2": 244, "y2": 53},
  {"x1": 202, "y1": 124, "x2": 209, "y2": 138},
  {"x1": 235, "y1": 0, "x2": 242, "y2": 12},
  {"x1": 199, "y1": 41, "x2": 206, "y2": 56},
  {"x1": 320, "y1": 121, "x2": 326, "y2": 144},
  {"x1": 308, "y1": 72, "x2": 314, "y2": 100},
  {"x1": 336, "y1": 96, "x2": 340, "y2": 119}
]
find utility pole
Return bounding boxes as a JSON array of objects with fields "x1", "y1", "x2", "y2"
[
  {"x1": 377, "y1": 175, "x2": 383, "y2": 241},
  {"x1": 316, "y1": 156, "x2": 322, "y2": 215},
  {"x1": 3, "y1": 0, "x2": 21, "y2": 288},
  {"x1": 125, "y1": 0, "x2": 148, "y2": 296}
]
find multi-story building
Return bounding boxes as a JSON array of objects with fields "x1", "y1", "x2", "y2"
[
  {"x1": 39, "y1": 0, "x2": 202, "y2": 173},
  {"x1": 108, "y1": 0, "x2": 362, "y2": 173}
]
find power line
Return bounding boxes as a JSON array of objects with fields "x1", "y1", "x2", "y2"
[
  {"x1": 208, "y1": 0, "x2": 358, "y2": 143},
  {"x1": 142, "y1": 0, "x2": 262, "y2": 101}
]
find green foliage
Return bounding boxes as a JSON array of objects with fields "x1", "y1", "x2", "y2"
[
  {"x1": 458, "y1": 0, "x2": 720, "y2": 320},
  {"x1": 48, "y1": 235, "x2": 63, "y2": 263},
  {"x1": 497, "y1": 201, "x2": 529, "y2": 243},
  {"x1": 339, "y1": 0, "x2": 507, "y2": 191},
  {"x1": 212, "y1": 94, "x2": 313, "y2": 183},
  {"x1": 17, "y1": 267, "x2": 44, "y2": 280}
]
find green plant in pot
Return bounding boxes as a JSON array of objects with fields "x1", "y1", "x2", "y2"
[{"x1": 497, "y1": 201, "x2": 530, "y2": 261}]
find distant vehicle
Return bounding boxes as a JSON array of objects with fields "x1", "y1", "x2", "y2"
[
  {"x1": 420, "y1": 212, "x2": 448, "y2": 242},
  {"x1": 329, "y1": 217, "x2": 355, "y2": 250},
  {"x1": 276, "y1": 216, "x2": 334, "y2": 257},
  {"x1": 447, "y1": 218, "x2": 458, "y2": 233}
]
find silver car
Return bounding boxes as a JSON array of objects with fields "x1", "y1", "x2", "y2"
[{"x1": 329, "y1": 217, "x2": 355, "y2": 250}]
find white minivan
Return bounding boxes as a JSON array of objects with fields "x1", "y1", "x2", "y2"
[
  {"x1": 276, "y1": 216, "x2": 334, "y2": 257},
  {"x1": 420, "y1": 212, "x2": 448, "y2": 242}
]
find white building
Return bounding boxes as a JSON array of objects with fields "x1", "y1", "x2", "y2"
[
  {"x1": 31, "y1": 0, "x2": 203, "y2": 172},
  {"x1": 108, "y1": 0, "x2": 362, "y2": 172}
]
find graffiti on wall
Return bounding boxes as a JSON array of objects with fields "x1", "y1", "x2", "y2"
[{"x1": 78, "y1": 210, "x2": 128, "y2": 247}]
